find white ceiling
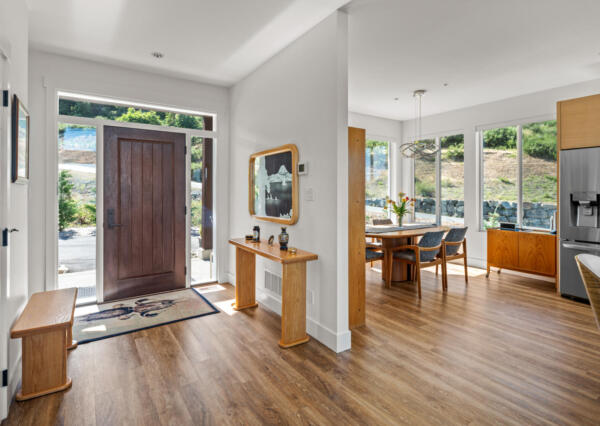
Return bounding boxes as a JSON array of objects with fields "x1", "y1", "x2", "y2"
[
  {"x1": 347, "y1": 0, "x2": 600, "y2": 120},
  {"x1": 29, "y1": 0, "x2": 600, "y2": 120},
  {"x1": 28, "y1": 0, "x2": 349, "y2": 86}
]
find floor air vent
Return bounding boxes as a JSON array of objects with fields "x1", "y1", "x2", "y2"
[{"x1": 264, "y1": 270, "x2": 282, "y2": 296}]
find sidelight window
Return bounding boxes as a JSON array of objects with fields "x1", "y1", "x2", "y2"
[{"x1": 57, "y1": 123, "x2": 97, "y2": 303}]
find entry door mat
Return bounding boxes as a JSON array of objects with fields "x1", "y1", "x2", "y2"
[{"x1": 73, "y1": 288, "x2": 219, "y2": 344}]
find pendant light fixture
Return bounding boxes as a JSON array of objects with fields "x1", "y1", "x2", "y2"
[{"x1": 400, "y1": 89, "x2": 440, "y2": 159}]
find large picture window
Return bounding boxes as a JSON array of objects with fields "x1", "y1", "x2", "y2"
[
  {"x1": 480, "y1": 119, "x2": 556, "y2": 230},
  {"x1": 365, "y1": 139, "x2": 390, "y2": 223},
  {"x1": 413, "y1": 135, "x2": 465, "y2": 225}
]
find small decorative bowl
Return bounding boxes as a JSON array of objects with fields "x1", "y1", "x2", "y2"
[{"x1": 288, "y1": 247, "x2": 297, "y2": 254}]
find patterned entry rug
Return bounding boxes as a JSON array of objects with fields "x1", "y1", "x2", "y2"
[{"x1": 73, "y1": 288, "x2": 218, "y2": 344}]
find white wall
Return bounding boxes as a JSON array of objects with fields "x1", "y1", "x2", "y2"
[
  {"x1": 349, "y1": 111, "x2": 403, "y2": 203},
  {"x1": 402, "y1": 78, "x2": 600, "y2": 269},
  {"x1": 0, "y1": 0, "x2": 29, "y2": 414},
  {"x1": 27, "y1": 51, "x2": 230, "y2": 295},
  {"x1": 229, "y1": 12, "x2": 350, "y2": 352}
]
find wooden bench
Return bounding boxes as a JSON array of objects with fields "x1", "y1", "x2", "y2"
[{"x1": 10, "y1": 288, "x2": 78, "y2": 400}]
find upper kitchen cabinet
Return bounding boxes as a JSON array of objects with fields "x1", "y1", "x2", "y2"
[{"x1": 558, "y1": 94, "x2": 600, "y2": 150}]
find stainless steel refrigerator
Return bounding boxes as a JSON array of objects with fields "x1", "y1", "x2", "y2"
[{"x1": 559, "y1": 147, "x2": 600, "y2": 300}]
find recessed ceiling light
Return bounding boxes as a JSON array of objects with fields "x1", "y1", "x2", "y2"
[
  {"x1": 151, "y1": 51, "x2": 164, "y2": 59},
  {"x1": 443, "y1": 82, "x2": 449, "y2": 87},
  {"x1": 394, "y1": 97, "x2": 399, "y2": 101}
]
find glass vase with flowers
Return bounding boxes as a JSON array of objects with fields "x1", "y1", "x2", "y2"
[{"x1": 384, "y1": 192, "x2": 415, "y2": 227}]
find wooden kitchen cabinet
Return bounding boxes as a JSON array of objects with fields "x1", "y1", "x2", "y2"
[
  {"x1": 487, "y1": 229, "x2": 556, "y2": 278},
  {"x1": 558, "y1": 93, "x2": 600, "y2": 150}
]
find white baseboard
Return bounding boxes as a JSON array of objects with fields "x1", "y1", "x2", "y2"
[
  {"x1": 222, "y1": 272, "x2": 235, "y2": 285},
  {"x1": 7, "y1": 353, "x2": 21, "y2": 409},
  {"x1": 256, "y1": 287, "x2": 351, "y2": 353}
]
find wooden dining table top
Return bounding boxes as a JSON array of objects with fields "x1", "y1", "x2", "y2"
[{"x1": 365, "y1": 225, "x2": 450, "y2": 239}]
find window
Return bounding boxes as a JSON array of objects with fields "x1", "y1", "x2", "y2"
[
  {"x1": 413, "y1": 135, "x2": 465, "y2": 225},
  {"x1": 481, "y1": 120, "x2": 556, "y2": 230},
  {"x1": 365, "y1": 139, "x2": 390, "y2": 223},
  {"x1": 481, "y1": 126, "x2": 518, "y2": 228},
  {"x1": 440, "y1": 135, "x2": 465, "y2": 225},
  {"x1": 190, "y1": 136, "x2": 215, "y2": 284},
  {"x1": 59, "y1": 97, "x2": 211, "y2": 131},
  {"x1": 414, "y1": 139, "x2": 437, "y2": 224},
  {"x1": 522, "y1": 121, "x2": 557, "y2": 228},
  {"x1": 57, "y1": 123, "x2": 97, "y2": 304}
]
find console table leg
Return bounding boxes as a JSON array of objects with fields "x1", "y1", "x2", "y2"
[
  {"x1": 233, "y1": 247, "x2": 259, "y2": 310},
  {"x1": 279, "y1": 262, "x2": 309, "y2": 348}
]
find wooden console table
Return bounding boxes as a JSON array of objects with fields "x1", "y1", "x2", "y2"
[
  {"x1": 486, "y1": 229, "x2": 556, "y2": 281},
  {"x1": 10, "y1": 288, "x2": 77, "y2": 400},
  {"x1": 229, "y1": 238, "x2": 318, "y2": 348}
]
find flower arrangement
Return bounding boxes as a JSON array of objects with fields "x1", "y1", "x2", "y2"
[{"x1": 384, "y1": 192, "x2": 415, "y2": 226}]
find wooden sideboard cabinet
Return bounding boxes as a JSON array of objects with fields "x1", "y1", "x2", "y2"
[
  {"x1": 558, "y1": 93, "x2": 600, "y2": 150},
  {"x1": 487, "y1": 229, "x2": 556, "y2": 279}
]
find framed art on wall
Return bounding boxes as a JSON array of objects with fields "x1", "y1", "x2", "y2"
[
  {"x1": 249, "y1": 144, "x2": 298, "y2": 225},
  {"x1": 11, "y1": 94, "x2": 29, "y2": 183}
]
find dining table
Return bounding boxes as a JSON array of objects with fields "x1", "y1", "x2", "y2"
[{"x1": 365, "y1": 224, "x2": 450, "y2": 286}]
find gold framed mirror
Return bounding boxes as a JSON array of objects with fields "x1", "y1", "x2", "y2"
[{"x1": 249, "y1": 144, "x2": 298, "y2": 225}]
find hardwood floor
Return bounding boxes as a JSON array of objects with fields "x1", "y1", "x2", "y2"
[{"x1": 4, "y1": 263, "x2": 600, "y2": 425}]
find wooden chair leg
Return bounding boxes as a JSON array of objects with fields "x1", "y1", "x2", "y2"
[
  {"x1": 416, "y1": 265, "x2": 422, "y2": 299},
  {"x1": 435, "y1": 264, "x2": 438, "y2": 276},
  {"x1": 463, "y1": 239, "x2": 468, "y2": 284},
  {"x1": 442, "y1": 261, "x2": 448, "y2": 291}
]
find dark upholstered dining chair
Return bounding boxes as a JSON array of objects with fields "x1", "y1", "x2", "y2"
[
  {"x1": 386, "y1": 230, "x2": 446, "y2": 298},
  {"x1": 367, "y1": 218, "x2": 393, "y2": 264},
  {"x1": 435, "y1": 227, "x2": 468, "y2": 289}
]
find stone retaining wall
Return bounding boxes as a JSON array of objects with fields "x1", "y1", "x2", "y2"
[{"x1": 415, "y1": 198, "x2": 556, "y2": 228}]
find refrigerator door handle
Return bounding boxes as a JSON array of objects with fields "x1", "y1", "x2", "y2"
[{"x1": 562, "y1": 242, "x2": 600, "y2": 252}]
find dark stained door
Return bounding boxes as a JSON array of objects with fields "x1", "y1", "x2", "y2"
[{"x1": 103, "y1": 126, "x2": 186, "y2": 301}]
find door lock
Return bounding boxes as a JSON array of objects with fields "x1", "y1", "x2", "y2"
[{"x1": 107, "y1": 209, "x2": 123, "y2": 229}]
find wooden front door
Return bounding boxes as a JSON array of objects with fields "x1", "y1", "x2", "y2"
[{"x1": 103, "y1": 126, "x2": 186, "y2": 301}]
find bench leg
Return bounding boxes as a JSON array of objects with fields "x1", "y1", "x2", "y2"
[
  {"x1": 17, "y1": 327, "x2": 72, "y2": 401},
  {"x1": 67, "y1": 322, "x2": 78, "y2": 350}
]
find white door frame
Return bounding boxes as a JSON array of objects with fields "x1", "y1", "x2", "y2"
[
  {"x1": 53, "y1": 109, "x2": 218, "y2": 303},
  {"x1": 0, "y1": 47, "x2": 10, "y2": 422}
]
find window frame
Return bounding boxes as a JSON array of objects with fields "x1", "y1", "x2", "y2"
[
  {"x1": 411, "y1": 132, "x2": 465, "y2": 226},
  {"x1": 365, "y1": 137, "x2": 392, "y2": 221},
  {"x1": 477, "y1": 115, "x2": 556, "y2": 231}
]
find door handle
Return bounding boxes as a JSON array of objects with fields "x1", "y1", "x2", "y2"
[{"x1": 107, "y1": 208, "x2": 123, "y2": 229}]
